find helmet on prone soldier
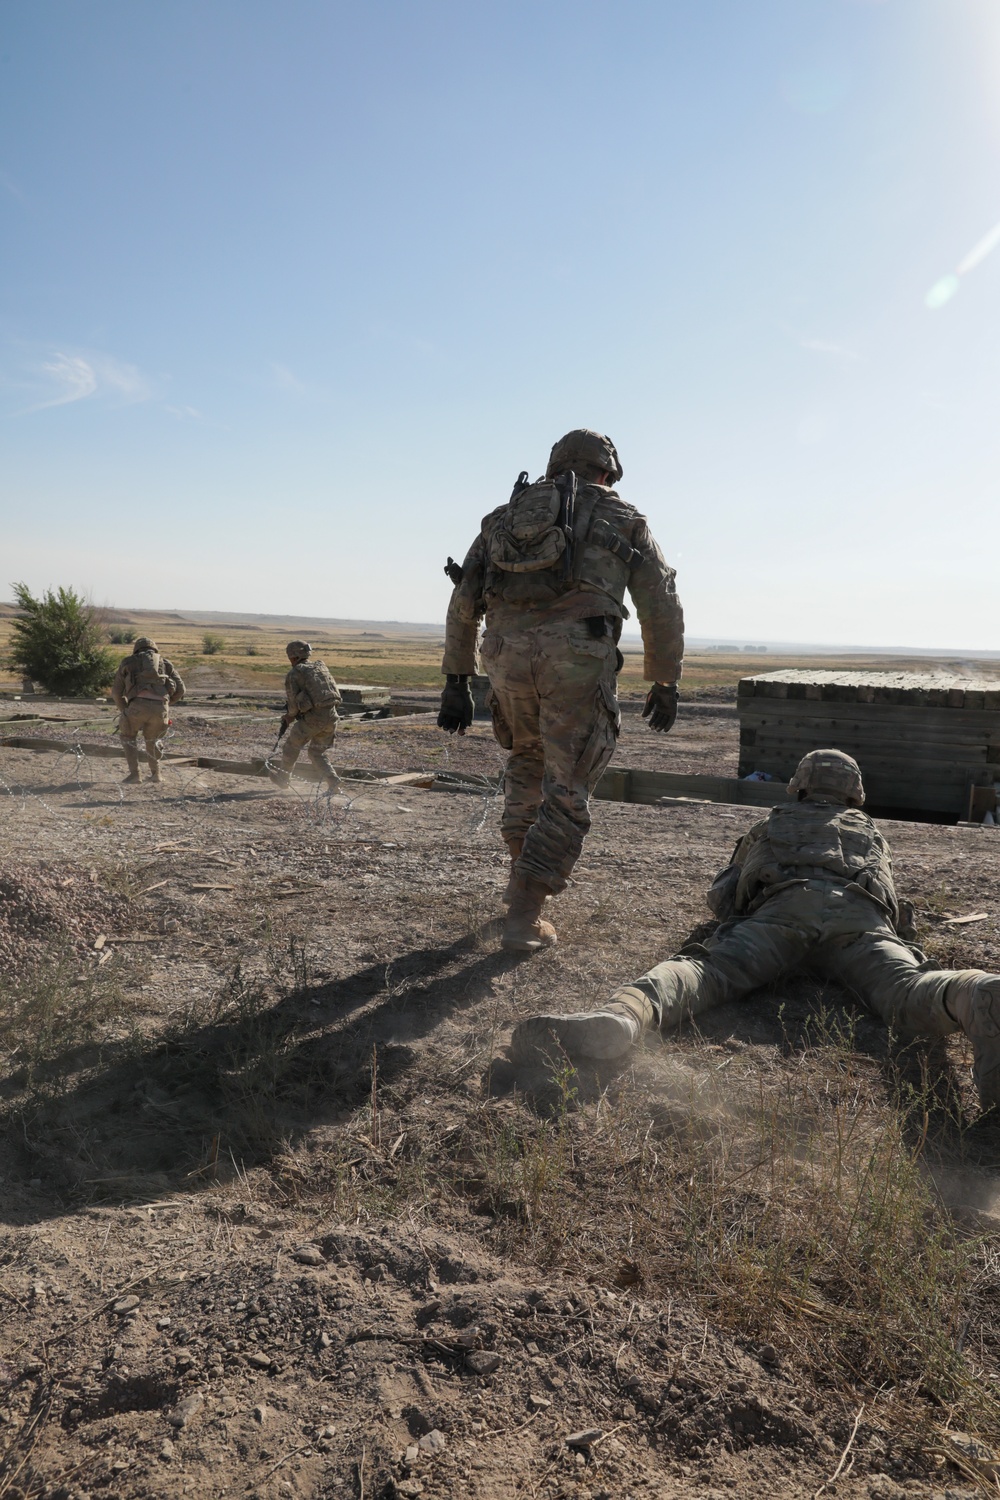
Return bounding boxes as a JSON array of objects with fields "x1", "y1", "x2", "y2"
[
  {"x1": 133, "y1": 637, "x2": 157, "y2": 652},
  {"x1": 545, "y1": 429, "x2": 623, "y2": 484},
  {"x1": 788, "y1": 749, "x2": 865, "y2": 808},
  {"x1": 286, "y1": 640, "x2": 311, "y2": 662}
]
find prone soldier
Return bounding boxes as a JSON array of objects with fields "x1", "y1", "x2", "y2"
[
  {"x1": 111, "y1": 637, "x2": 185, "y2": 785},
  {"x1": 270, "y1": 641, "x2": 342, "y2": 788},
  {"x1": 510, "y1": 750, "x2": 1000, "y2": 1111},
  {"x1": 440, "y1": 428, "x2": 684, "y2": 953}
]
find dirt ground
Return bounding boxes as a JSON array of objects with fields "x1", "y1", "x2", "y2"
[{"x1": 1, "y1": 699, "x2": 999, "y2": 1499}]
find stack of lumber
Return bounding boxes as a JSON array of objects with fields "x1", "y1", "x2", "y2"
[{"x1": 737, "y1": 671, "x2": 1000, "y2": 816}]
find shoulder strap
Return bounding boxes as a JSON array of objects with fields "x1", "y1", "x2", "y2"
[{"x1": 570, "y1": 488, "x2": 601, "y2": 583}]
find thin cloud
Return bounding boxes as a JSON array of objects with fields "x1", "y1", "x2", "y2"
[
  {"x1": 799, "y1": 337, "x2": 862, "y2": 361},
  {"x1": 14, "y1": 349, "x2": 151, "y2": 415}
]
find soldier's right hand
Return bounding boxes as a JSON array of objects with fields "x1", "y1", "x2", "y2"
[
  {"x1": 438, "y1": 675, "x2": 475, "y2": 735},
  {"x1": 642, "y1": 682, "x2": 678, "y2": 733}
]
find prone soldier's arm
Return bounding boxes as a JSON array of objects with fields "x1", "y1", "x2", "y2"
[
  {"x1": 111, "y1": 662, "x2": 127, "y2": 710},
  {"x1": 442, "y1": 534, "x2": 487, "y2": 677},
  {"x1": 162, "y1": 657, "x2": 185, "y2": 704},
  {"x1": 626, "y1": 517, "x2": 684, "y2": 687}
]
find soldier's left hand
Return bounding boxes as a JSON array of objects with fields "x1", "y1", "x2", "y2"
[
  {"x1": 438, "y1": 675, "x2": 475, "y2": 735},
  {"x1": 642, "y1": 682, "x2": 678, "y2": 733}
]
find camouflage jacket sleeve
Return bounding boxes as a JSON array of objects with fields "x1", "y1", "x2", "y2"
[
  {"x1": 284, "y1": 667, "x2": 300, "y2": 718},
  {"x1": 161, "y1": 657, "x2": 185, "y2": 703},
  {"x1": 441, "y1": 532, "x2": 487, "y2": 676},
  {"x1": 625, "y1": 515, "x2": 684, "y2": 684},
  {"x1": 706, "y1": 820, "x2": 767, "y2": 918},
  {"x1": 111, "y1": 660, "x2": 129, "y2": 709}
]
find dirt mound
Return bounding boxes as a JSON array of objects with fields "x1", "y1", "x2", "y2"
[{"x1": 0, "y1": 862, "x2": 130, "y2": 981}]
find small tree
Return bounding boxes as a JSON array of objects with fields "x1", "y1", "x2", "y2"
[
  {"x1": 202, "y1": 633, "x2": 226, "y2": 655},
  {"x1": 7, "y1": 583, "x2": 116, "y2": 696}
]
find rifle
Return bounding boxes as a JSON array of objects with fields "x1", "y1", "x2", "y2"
[{"x1": 557, "y1": 470, "x2": 578, "y2": 581}]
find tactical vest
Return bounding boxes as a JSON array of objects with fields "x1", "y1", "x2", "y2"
[
  {"x1": 124, "y1": 650, "x2": 169, "y2": 699},
  {"x1": 735, "y1": 802, "x2": 894, "y2": 913},
  {"x1": 483, "y1": 482, "x2": 642, "y2": 611},
  {"x1": 291, "y1": 659, "x2": 341, "y2": 713}
]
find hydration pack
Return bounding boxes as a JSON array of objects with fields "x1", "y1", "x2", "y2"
[
  {"x1": 124, "y1": 649, "x2": 169, "y2": 698},
  {"x1": 292, "y1": 659, "x2": 341, "y2": 713},
  {"x1": 487, "y1": 472, "x2": 574, "y2": 575}
]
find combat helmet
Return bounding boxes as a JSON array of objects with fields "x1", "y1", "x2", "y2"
[
  {"x1": 545, "y1": 429, "x2": 623, "y2": 484},
  {"x1": 133, "y1": 637, "x2": 157, "y2": 652},
  {"x1": 286, "y1": 640, "x2": 312, "y2": 662},
  {"x1": 788, "y1": 749, "x2": 865, "y2": 807}
]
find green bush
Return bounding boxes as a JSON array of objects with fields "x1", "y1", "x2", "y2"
[
  {"x1": 108, "y1": 627, "x2": 136, "y2": 645},
  {"x1": 6, "y1": 582, "x2": 115, "y2": 696},
  {"x1": 202, "y1": 633, "x2": 226, "y2": 655}
]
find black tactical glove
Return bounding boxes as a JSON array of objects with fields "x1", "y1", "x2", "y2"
[
  {"x1": 438, "y1": 674, "x2": 474, "y2": 735},
  {"x1": 642, "y1": 682, "x2": 678, "y2": 733},
  {"x1": 444, "y1": 556, "x2": 464, "y2": 586}
]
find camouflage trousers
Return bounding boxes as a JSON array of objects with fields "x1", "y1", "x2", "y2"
[
  {"x1": 625, "y1": 883, "x2": 961, "y2": 1039},
  {"x1": 120, "y1": 699, "x2": 169, "y2": 763},
  {"x1": 279, "y1": 703, "x2": 339, "y2": 775},
  {"x1": 481, "y1": 618, "x2": 620, "y2": 894}
]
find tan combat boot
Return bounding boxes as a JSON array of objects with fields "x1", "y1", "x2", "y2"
[
  {"x1": 122, "y1": 745, "x2": 141, "y2": 785},
  {"x1": 501, "y1": 838, "x2": 524, "y2": 905},
  {"x1": 946, "y1": 973, "x2": 1000, "y2": 1110},
  {"x1": 148, "y1": 753, "x2": 162, "y2": 784},
  {"x1": 509, "y1": 987, "x2": 657, "y2": 1065},
  {"x1": 268, "y1": 766, "x2": 291, "y2": 787},
  {"x1": 501, "y1": 875, "x2": 557, "y2": 954}
]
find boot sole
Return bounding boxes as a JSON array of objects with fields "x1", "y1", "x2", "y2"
[{"x1": 501, "y1": 933, "x2": 557, "y2": 954}]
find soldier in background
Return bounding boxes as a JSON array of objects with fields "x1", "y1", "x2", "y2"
[
  {"x1": 270, "y1": 641, "x2": 342, "y2": 788},
  {"x1": 111, "y1": 637, "x2": 185, "y2": 785},
  {"x1": 510, "y1": 750, "x2": 1000, "y2": 1112},
  {"x1": 440, "y1": 428, "x2": 684, "y2": 953}
]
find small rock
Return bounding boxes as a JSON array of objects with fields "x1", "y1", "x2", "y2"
[
  {"x1": 293, "y1": 1245, "x2": 324, "y2": 1267},
  {"x1": 367, "y1": 1262, "x2": 388, "y2": 1283},
  {"x1": 167, "y1": 1394, "x2": 203, "y2": 1429},
  {"x1": 566, "y1": 1428, "x2": 602, "y2": 1449},
  {"x1": 758, "y1": 1343, "x2": 778, "y2": 1365},
  {"x1": 528, "y1": 1394, "x2": 551, "y2": 1410},
  {"x1": 397, "y1": 1483, "x2": 424, "y2": 1498},
  {"x1": 252, "y1": 1404, "x2": 272, "y2": 1425},
  {"x1": 247, "y1": 1352, "x2": 272, "y2": 1369},
  {"x1": 318, "y1": 1331, "x2": 331, "y2": 1349},
  {"x1": 465, "y1": 1351, "x2": 501, "y2": 1376},
  {"x1": 404, "y1": 1443, "x2": 419, "y2": 1465},
  {"x1": 113, "y1": 1296, "x2": 141, "y2": 1315},
  {"x1": 156, "y1": 1318, "x2": 171, "y2": 1330},
  {"x1": 159, "y1": 1439, "x2": 175, "y2": 1462},
  {"x1": 418, "y1": 1428, "x2": 446, "y2": 1455}
]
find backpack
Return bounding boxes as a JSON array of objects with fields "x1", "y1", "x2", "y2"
[
  {"x1": 124, "y1": 649, "x2": 168, "y2": 697},
  {"x1": 291, "y1": 660, "x2": 341, "y2": 713},
  {"x1": 486, "y1": 473, "x2": 575, "y2": 575}
]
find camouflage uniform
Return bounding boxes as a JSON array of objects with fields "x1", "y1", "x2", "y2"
[
  {"x1": 444, "y1": 432, "x2": 683, "y2": 897},
  {"x1": 509, "y1": 751, "x2": 1000, "y2": 1110},
  {"x1": 278, "y1": 651, "x2": 342, "y2": 782},
  {"x1": 111, "y1": 639, "x2": 184, "y2": 783}
]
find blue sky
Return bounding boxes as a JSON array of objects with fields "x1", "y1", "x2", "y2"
[{"x1": 2, "y1": 0, "x2": 999, "y2": 651}]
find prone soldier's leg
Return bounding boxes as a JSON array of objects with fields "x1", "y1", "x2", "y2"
[
  {"x1": 510, "y1": 899, "x2": 817, "y2": 1065},
  {"x1": 271, "y1": 718, "x2": 308, "y2": 786},
  {"x1": 819, "y1": 932, "x2": 1000, "y2": 1108}
]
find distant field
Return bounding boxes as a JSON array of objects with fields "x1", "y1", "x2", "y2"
[{"x1": 0, "y1": 606, "x2": 997, "y2": 697}]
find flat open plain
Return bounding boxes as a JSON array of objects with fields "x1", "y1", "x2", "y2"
[{"x1": 2, "y1": 687, "x2": 1000, "y2": 1499}]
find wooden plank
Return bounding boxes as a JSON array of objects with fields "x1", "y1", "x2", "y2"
[
  {"x1": 1, "y1": 735, "x2": 188, "y2": 765},
  {"x1": 592, "y1": 767, "x2": 789, "y2": 808},
  {"x1": 739, "y1": 701, "x2": 1000, "y2": 731}
]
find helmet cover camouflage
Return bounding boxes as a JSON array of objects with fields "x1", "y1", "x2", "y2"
[
  {"x1": 788, "y1": 749, "x2": 865, "y2": 807},
  {"x1": 286, "y1": 640, "x2": 312, "y2": 661},
  {"x1": 545, "y1": 429, "x2": 623, "y2": 484},
  {"x1": 132, "y1": 637, "x2": 157, "y2": 652}
]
